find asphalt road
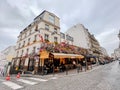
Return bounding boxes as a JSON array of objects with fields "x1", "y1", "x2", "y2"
[{"x1": 0, "y1": 61, "x2": 120, "y2": 90}]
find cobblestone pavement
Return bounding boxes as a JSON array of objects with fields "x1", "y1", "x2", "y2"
[{"x1": 0, "y1": 61, "x2": 120, "y2": 90}]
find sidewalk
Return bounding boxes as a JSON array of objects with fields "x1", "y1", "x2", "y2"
[{"x1": 6, "y1": 64, "x2": 100, "y2": 79}]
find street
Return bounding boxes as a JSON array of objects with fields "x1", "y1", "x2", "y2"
[{"x1": 0, "y1": 61, "x2": 120, "y2": 90}]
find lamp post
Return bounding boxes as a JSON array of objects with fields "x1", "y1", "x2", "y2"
[{"x1": 118, "y1": 30, "x2": 120, "y2": 48}]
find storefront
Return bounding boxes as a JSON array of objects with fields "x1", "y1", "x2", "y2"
[{"x1": 40, "y1": 51, "x2": 84, "y2": 74}]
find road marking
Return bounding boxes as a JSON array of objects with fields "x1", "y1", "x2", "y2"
[
  {"x1": 29, "y1": 77, "x2": 48, "y2": 82},
  {"x1": 2, "y1": 81, "x2": 23, "y2": 90},
  {"x1": 0, "y1": 79, "x2": 5, "y2": 82},
  {"x1": 49, "y1": 77, "x2": 57, "y2": 80},
  {"x1": 17, "y1": 79, "x2": 38, "y2": 85}
]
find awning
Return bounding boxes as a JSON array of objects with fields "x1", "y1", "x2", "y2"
[
  {"x1": 40, "y1": 51, "x2": 49, "y2": 59},
  {"x1": 40, "y1": 50, "x2": 84, "y2": 59},
  {"x1": 52, "y1": 53, "x2": 84, "y2": 59}
]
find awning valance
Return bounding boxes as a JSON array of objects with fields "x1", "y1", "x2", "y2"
[
  {"x1": 52, "y1": 53, "x2": 84, "y2": 59},
  {"x1": 40, "y1": 50, "x2": 84, "y2": 59}
]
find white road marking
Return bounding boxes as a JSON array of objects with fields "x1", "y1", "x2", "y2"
[
  {"x1": 2, "y1": 81, "x2": 23, "y2": 90},
  {"x1": 17, "y1": 79, "x2": 38, "y2": 85},
  {"x1": 0, "y1": 79, "x2": 5, "y2": 82},
  {"x1": 49, "y1": 77, "x2": 57, "y2": 80},
  {"x1": 29, "y1": 77, "x2": 48, "y2": 82}
]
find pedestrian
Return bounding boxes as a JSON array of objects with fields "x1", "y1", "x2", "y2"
[{"x1": 0, "y1": 68, "x2": 4, "y2": 77}]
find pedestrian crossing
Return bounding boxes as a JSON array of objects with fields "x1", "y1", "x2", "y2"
[
  {"x1": 2, "y1": 81, "x2": 23, "y2": 90},
  {"x1": 17, "y1": 79, "x2": 38, "y2": 85},
  {"x1": 1, "y1": 77, "x2": 55, "y2": 90}
]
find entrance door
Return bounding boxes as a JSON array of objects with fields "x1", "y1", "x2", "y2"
[{"x1": 28, "y1": 58, "x2": 35, "y2": 71}]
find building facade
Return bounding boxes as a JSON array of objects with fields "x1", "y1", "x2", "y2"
[
  {"x1": 1, "y1": 46, "x2": 16, "y2": 61},
  {"x1": 15, "y1": 10, "x2": 61, "y2": 58},
  {"x1": 12, "y1": 10, "x2": 76, "y2": 74},
  {"x1": 89, "y1": 34, "x2": 101, "y2": 56},
  {"x1": 114, "y1": 48, "x2": 120, "y2": 60},
  {"x1": 66, "y1": 24, "x2": 102, "y2": 56},
  {"x1": 66, "y1": 24, "x2": 91, "y2": 49}
]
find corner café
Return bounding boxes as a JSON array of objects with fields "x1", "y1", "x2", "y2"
[{"x1": 11, "y1": 50, "x2": 84, "y2": 75}]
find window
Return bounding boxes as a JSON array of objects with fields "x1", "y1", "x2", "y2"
[
  {"x1": 54, "y1": 28, "x2": 57, "y2": 34},
  {"x1": 28, "y1": 38, "x2": 30, "y2": 45},
  {"x1": 45, "y1": 24, "x2": 49, "y2": 30},
  {"x1": 21, "y1": 50, "x2": 24, "y2": 56},
  {"x1": 20, "y1": 35, "x2": 22, "y2": 40},
  {"x1": 44, "y1": 34, "x2": 49, "y2": 41},
  {"x1": 60, "y1": 33, "x2": 65, "y2": 39},
  {"x1": 18, "y1": 43, "x2": 21, "y2": 48},
  {"x1": 49, "y1": 14, "x2": 55, "y2": 24},
  {"x1": 33, "y1": 47, "x2": 36, "y2": 53},
  {"x1": 54, "y1": 37, "x2": 58, "y2": 42},
  {"x1": 29, "y1": 30, "x2": 32, "y2": 35},
  {"x1": 19, "y1": 36, "x2": 22, "y2": 40},
  {"x1": 34, "y1": 35, "x2": 37, "y2": 42},
  {"x1": 25, "y1": 33, "x2": 27, "y2": 38},
  {"x1": 16, "y1": 51, "x2": 19, "y2": 57},
  {"x1": 26, "y1": 48, "x2": 29, "y2": 55},
  {"x1": 23, "y1": 41, "x2": 25, "y2": 46}
]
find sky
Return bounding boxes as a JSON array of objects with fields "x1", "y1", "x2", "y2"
[{"x1": 0, "y1": 0, "x2": 120, "y2": 56}]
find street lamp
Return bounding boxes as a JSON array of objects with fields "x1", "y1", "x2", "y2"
[{"x1": 118, "y1": 30, "x2": 120, "y2": 48}]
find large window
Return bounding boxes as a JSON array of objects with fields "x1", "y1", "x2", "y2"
[
  {"x1": 34, "y1": 35, "x2": 37, "y2": 42},
  {"x1": 33, "y1": 47, "x2": 36, "y2": 53},
  {"x1": 21, "y1": 50, "x2": 24, "y2": 56},
  {"x1": 54, "y1": 28, "x2": 57, "y2": 34},
  {"x1": 23, "y1": 41, "x2": 25, "y2": 46},
  {"x1": 44, "y1": 34, "x2": 49, "y2": 41},
  {"x1": 60, "y1": 33, "x2": 65, "y2": 39},
  {"x1": 18, "y1": 43, "x2": 21, "y2": 48},
  {"x1": 28, "y1": 38, "x2": 30, "y2": 45},
  {"x1": 54, "y1": 37, "x2": 58, "y2": 42},
  {"x1": 45, "y1": 24, "x2": 49, "y2": 30},
  {"x1": 29, "y1": 30, "x2": 32, "y2": 35},
  {"x1": 16, "y1": 51, "x2": 19, "y2": 57},
  {"x1": 26, "y1": 48, "x2": 29, "y2": 55},
  {"x1": 49, "y1": 14, "x2": 55, "y2": 24}
]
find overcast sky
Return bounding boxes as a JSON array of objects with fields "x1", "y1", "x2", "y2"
[{"x1": 0, "y1": 0, "x2": 120, "y2": 55}]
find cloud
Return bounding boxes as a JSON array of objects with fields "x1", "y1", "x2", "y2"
[
  {"x1": 96, "y1": 28, "x2": 119, "y2": 55},
  {"x1": 0, "y1": 0, "x2": 120, "y2": 56}
]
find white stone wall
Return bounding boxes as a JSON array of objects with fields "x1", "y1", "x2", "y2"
[
  {"x1": 66, "y1": 24, "x2": 91, "y2": 49},
  {"x1": 0, "y1": 46, "x2": 16, "y2": 61},
  {"x1": 15, "y1": 11, "x2": 61, "y2": 57},
  {"x1": 114, "y1": 48, "x2": 120, "y2": 59},
  {"x1": 100, "y1": 47, "x2": 108, "y2": 56}
]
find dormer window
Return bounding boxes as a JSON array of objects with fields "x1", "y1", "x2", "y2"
[{"x1": 49, "y1": 14, "x2": 55, "y2": 24}]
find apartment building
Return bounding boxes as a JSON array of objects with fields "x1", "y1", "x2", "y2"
[
  {"x1": 15, "y1": 10, "x2": 61, "y2": 57},
  {"x1": 66, "y1": 24, "x2": 104, "y2": 57},
  {"x1": 12, "y1": 10, "x2": 74, "y2": 74}
]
